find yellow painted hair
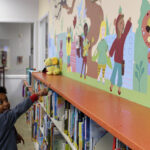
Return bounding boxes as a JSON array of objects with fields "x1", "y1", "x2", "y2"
[
  {"x1": 148, "y1": 18, "x2": 150, "y2": 26},
  {"x1": 99, "y1": 20, "x2": 106, "y2": 40},
  {"x1": 67, "y1": 32, "x2": 71, "y2": 38}
]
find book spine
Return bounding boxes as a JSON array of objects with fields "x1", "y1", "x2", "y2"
[{"x1": 64, "y1": 101, "x2": 69, "y2": 135}]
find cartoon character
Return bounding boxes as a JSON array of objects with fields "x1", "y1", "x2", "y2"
[
  {"x1": 109, "y1": 14, "x2": 132, "y2": 95},
  {"x1": 54, "y1": 0, "x2": 67, "y2": 19},
  {"x1": 86, "y1": 0, "x2": 104, "y2": 79},
  {"x1": 59, "y1": 40, "x2": 63, "y2": 59},
  {"x1": 55, "y1": 0, "x2": 75, "y2": 18},
  {"x1": 142, "y1": 10, "x2": 150, "y2": 48},
  {"x1": 93, "y1": 20, "x2": 112, "y2": 83},
  {"x1": 66, "y1": 32, "x2": 71, "y2": 72},
  {"x1": 80, "y1": 23, "x2": 91, "y2": 79}
]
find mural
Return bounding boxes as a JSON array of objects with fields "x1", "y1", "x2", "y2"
[{"x1": 39, "y1": 0, "x2": 150, "y2": 107}]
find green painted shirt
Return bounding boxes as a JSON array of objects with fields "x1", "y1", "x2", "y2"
[
  {"x1": 83, "y1": 38, "x2": 90, "y2": 57},
  {"x1": 97, "y1": 39, "x2": 108, "y2": 65}
]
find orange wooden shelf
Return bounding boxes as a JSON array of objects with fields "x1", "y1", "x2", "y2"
[
  {"x1": 32, "y1": 72, "x2": 150, "y2": 150},
  {"x1": 23, "y1": 80, "x2": 33, "y2": 94}
]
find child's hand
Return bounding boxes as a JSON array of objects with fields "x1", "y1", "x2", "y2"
[
  {"x1": 16, "y1": 133, "x2": 25, "y2": 144},
  {"x1": 106, "y1": 51, "x2": 110, "y2": 57},
  {"x1": 37, "y1": 88, "x2": 48, "y2": 97}
]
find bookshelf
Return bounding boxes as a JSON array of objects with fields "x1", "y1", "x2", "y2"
[
  {"x1": 38, "y1": 101, "x2": 77, "y2": 150},
  {"x1": 31, "y1": 72, "x2": 150, "y2": 150},
  {"x1": 23, "y1": 79, "x2": 77, "y2": 150},
  {"x1": 23, "y1": 80, "x2": 33, "y2": 94}
]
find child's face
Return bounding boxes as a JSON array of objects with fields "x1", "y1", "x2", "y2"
[
  {"x1": 84, "y1": 25, "x2": 88, "y2": 37},
  {"x1": 118, "y1": 17, "x2": 125, "y2": 34},
  {"x1": 0, "y1": 94, "x2": 10, "y2": 113}
]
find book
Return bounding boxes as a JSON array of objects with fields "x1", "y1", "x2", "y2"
[
  {"x1": 57, "y1": 96, "x2": 65, "y2": 121},
  {"x1": 79, "y1": 122, "x2": 83, "y2": 150},
  {"x1": 70, "y1": 105, "x2": 75, "y2": 142},
  {"x1": 89, "y1": 119, "x2": 107, "y2": 150},
  {"x1": 64, "y1": 101, "x2": 69, "y2": 135},
  {"x1": 74, "y1": 108, "x2": 78, "y2": 149}
]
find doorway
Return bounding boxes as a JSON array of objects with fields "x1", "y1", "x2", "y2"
[{"x1": 38, "y1": 14, "x2": 49, "y2": 70}]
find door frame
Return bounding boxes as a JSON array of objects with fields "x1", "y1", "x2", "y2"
[{"x1": 38, "y1": 12, "x2": 49, "y2": 71}]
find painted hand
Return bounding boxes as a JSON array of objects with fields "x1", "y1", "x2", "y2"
[{"x1": 107, "y1": 51, "x2": 110, "y2": 57}]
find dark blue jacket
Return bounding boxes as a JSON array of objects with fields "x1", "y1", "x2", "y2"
[{"x1": 0, "y1": 97, "x2": 33, "y2": 150}]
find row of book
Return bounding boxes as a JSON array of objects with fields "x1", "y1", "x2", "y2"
[
  {"x1": 112, "y1": 137, "x2": 131, "y2": 150},
  {"x1": 31, "y1": 107, "x2": 72, "y2": 150},
  {"x1": 32, "y1": 79, "x2": 109, "y2": 150},
  {"x1": 23, "y1": 85, "x2": 72, "y2": 150},
  {"x1": 33, "y1": 79, "x2": 132, "y2": 150},
  {"x1": 23, "y1": 78, "x2": 131, "y2": 150}
]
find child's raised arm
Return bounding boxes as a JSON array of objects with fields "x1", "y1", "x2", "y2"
[{"x1": 0, "y1": 88, "x2": 48, "y2": 132}]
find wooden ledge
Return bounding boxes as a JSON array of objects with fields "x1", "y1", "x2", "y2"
[{"x1": 32, "y1": 72, "x2": 150, "y2": 150}]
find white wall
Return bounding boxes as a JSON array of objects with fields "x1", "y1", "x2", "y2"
[
  {"x1": 5, "y1": 75, "x2": 26, "y2": 108},
  {"x1": 0, "y1": 0, "x2": 38, "y2": 106},
  {"x1": 0, "y1": 23, "x2": 31, "y2": 75},
  {"x1": 0, "y1": 0, "x2": 38, "y2": 23},
  {"x1": 0, "y1": 0, "x2": 39, "y2": 69},
  {"x1": 0, "y1": 23, "x2": 31, "y2": 106}
]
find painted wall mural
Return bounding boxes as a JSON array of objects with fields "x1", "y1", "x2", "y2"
[{"x1": 39, "y1": 0, "x2": 150, "y2": 107}]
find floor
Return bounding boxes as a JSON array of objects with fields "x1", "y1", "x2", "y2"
[
  {"x1": 15, "y1": 114, "x2": 35, "y2": 150},
  {"x1": 14, "y1": 114, "x2": 113, "y2": 150}
]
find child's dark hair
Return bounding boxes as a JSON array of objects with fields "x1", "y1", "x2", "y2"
[
  {"x1": 0, "y1": 87, "x2": 8, "y2": 101},
  {"x1": 0, "y1": 86, "x2": 7, "y2": 94}
]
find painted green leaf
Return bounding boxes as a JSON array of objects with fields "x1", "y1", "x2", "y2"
[
  {"x1": 135, "y1": 71, "x2": 139, "y2": 80},
  {"x1": 141, "y1": 67, "x2": 145, "y2": 75},
  {"x1": 136, "y1": 64, "x2": 139, "y2": 71},
  {"x1": 140, "y1": 61, "x2": 143, "y2": 68}
]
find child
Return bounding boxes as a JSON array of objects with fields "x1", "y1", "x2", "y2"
[
  {"x1": 80, "y1": 23, "x2": 91, "y2": 79},
  {"x1": 0, "y1": 87, "x2": 25, "y2": 146},
  {"x1": 109, "y1": 14, "x2": 131, "y2": 95},
  {"x1": 66, "y1": 32, "x2": 72, "y2": 72},
  {"x1": 0, "y1": 86, "x2": 48, "y2": 150},
  {"x1": 93, "y1": 20, "x2": 109, "y2": 83}
]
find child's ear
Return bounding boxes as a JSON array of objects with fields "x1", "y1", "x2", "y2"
[{"x1": 114, "y1": 19, "x2": 117, "y2": 26}]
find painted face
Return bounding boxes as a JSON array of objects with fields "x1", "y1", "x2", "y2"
[
  {"x1": 101, "y1": 26, "x2": 106, "y2": 39},
  {"x1": 0, "y1": 94, "x2": 10, "y2": 113},
  {"x1": 84, "y1": 24, "x2": 88, "y2": 37},
  {"x1": 118, "y1": 17, "x2": 125, "y2": 35},
  {"x1": 142, "y1": 10, "x2": 150, "y2": 48},
  {"x1": 148, "y1": 52, "x2": 150, "y2": 63},
  {"x1": 68, "y1": 37, "x2": 70, "y2": 42}
]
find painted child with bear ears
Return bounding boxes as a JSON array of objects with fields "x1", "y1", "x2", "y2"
[
  {"x1": 0, "y1": 86, "x2": 48, "y2": 150},
  {"x1": 109, "y1": 14, "x2": 132, "y2": 95}
]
